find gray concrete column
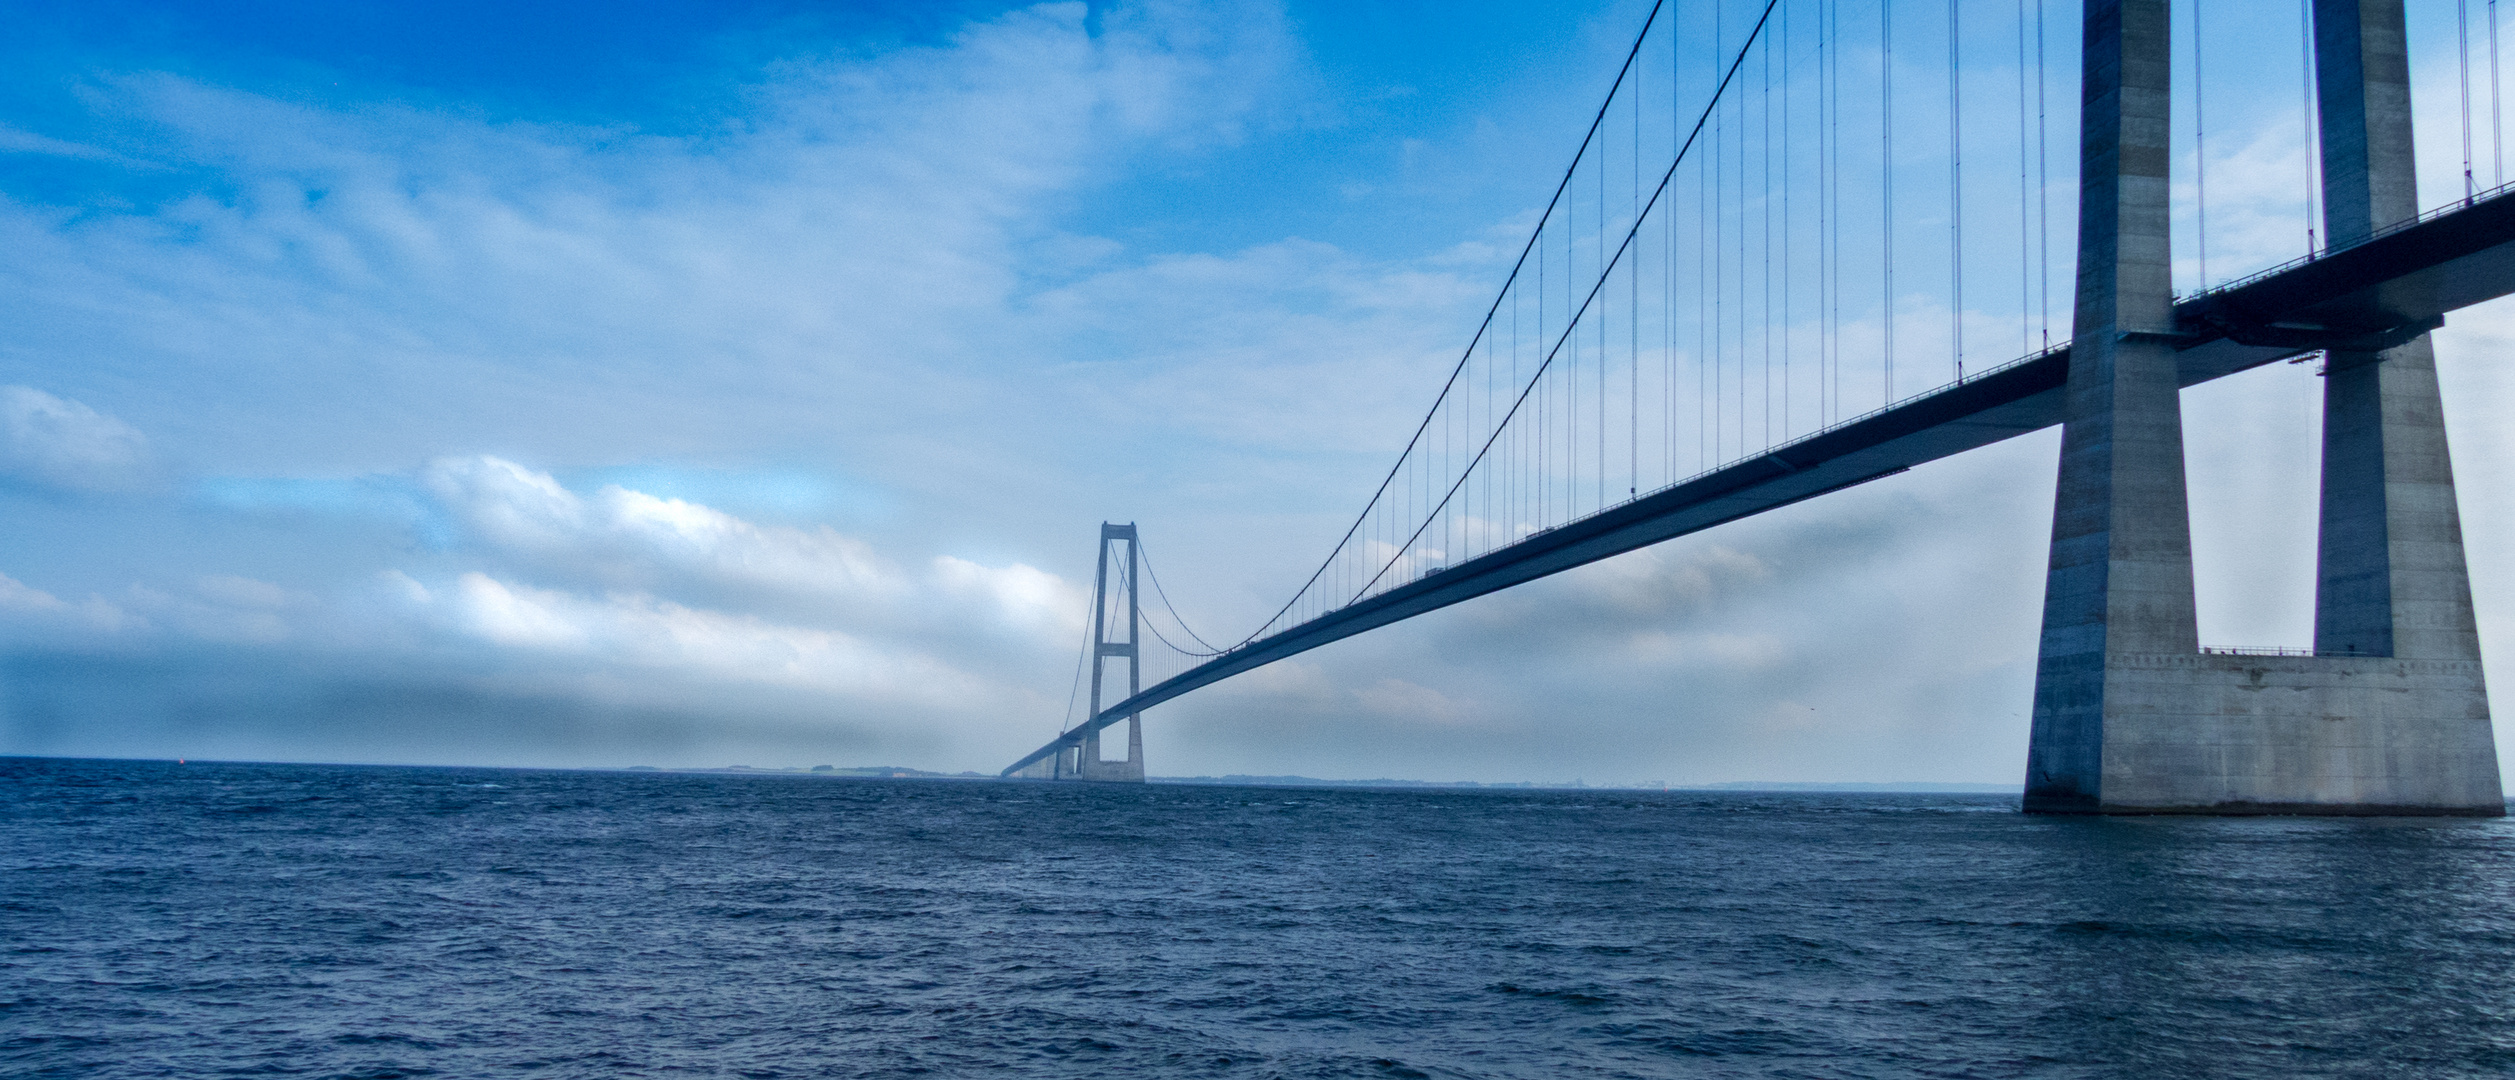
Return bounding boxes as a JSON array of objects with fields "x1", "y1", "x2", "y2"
[
  {"x1": 2312, "y1": 0, "x2": 2418, "y2": 246},
  {"x1": 2025, "y1": 0, "x2": 2187, "y2": 812},
  {"x1": 2312, "y1": 0, "x2": 2487, "y2": 668},
  {"x1": 2362, "y1": 337, "x2": 2487, "y2": 664},
  {"x1": 2315, "y1": 348, "x2": 2396, "y2": 656}
]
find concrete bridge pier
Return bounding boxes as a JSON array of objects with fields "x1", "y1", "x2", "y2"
[
  {"x1": 2023, "y1": 0, "x2": 2503, "y2": 814},
  {"x1": 1006, "y1": 717, "x2": 1141, "y2": 781},
  {"x1": 1076, "y1": 713, "x2": 1145, "y2": 782}
]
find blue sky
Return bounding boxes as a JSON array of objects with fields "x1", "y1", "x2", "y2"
[{"x1": 3, "y1": 0, "x2": 2513, "y2": 784}]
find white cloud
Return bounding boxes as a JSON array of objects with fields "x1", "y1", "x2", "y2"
[
  {"x1": 1626, "y1": 629, "x2": 1789, "y2": 670},
  {"x1": 313, "y1": 462, "x2": 1088, "y2": 715},
  {"x1": 1352, "y1": 677, "x2": 1475, "y2": 726},
  {"x1": 0, "y1": 123, "x2": 133, "y2": 163},
  {"x1": 0, "y1": 571, "x2": 141, "y2": 633},
  {"x1": 1, "y1": 438, "x2": 1090, "y2": 763},
  {"x1": 933, "y1": 555, "x2": 1086, "y2": 631},
  {"x1": 450, "y1": 573, "x2": 591, "y2": 650},
  {"x1": 423, "y1": 455, "x2": 901, "y2": 601},
  {"x1": 1028, "y1": 238, "x2": 1486, "y2": 455},
  {"x1": 430, "y1": 571, "x2": 990, "y2": 710},
  {"x1": 0, "y1": 572, "x2": 69, "y2": 615},
  {"x1": 0, "y1": 386, "x2": 153, "y2": 493},
  {"x1": 195, "y1": 574, "x2": 309, "y2": 610}
]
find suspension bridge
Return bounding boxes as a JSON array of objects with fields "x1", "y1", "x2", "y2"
[{"x1": 1008, "y1": 0, "x2": 2510, "y2": 815}]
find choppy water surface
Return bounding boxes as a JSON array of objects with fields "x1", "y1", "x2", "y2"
[{"x1": 4, "y1": 757, "x2": 2513, "y2": 1078}]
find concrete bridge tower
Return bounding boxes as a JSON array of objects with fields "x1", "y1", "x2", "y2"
[
  {"x1": 1004, "y1": 522, "x2": 1148, "y2": 782},
  {"x1": 2024, "y1": 0, "x2": 2503, "y2": 813},
  {"x1": 1024, "y1": 522, "x2": 1146, "y2": 782}
]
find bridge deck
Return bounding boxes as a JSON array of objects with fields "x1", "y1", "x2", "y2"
[{"x1": 1002, "y1": 187, "x2": 2515, "y2": 778}]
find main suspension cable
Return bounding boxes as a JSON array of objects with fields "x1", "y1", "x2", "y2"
[
  {"x1": 1355, "y1": 0, "x2": 1785, "y2": 604},
  {"x1": 1135, "y1": 538, "x2": 1227, "y2": 656},
  {"x1": 1207, "y1": 0, "x2": 1676, "y2": 653},
  {"x1": 1056, "y1": 588, "x2": 1092, "y2": 734}
]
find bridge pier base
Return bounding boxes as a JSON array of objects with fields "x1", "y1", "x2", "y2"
[
  {"x1": 2023, "y1": 0, "x2": 2502, "y2": 815},
  {"x1": 1076, "y1": 714, "x2": 1145, "y2": 782},
  {"x1": 1006, "y1": 716, "x2": 1143, "y2": 782}
]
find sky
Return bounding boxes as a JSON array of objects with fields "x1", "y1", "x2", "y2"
[{"x1": 2, "y1": 0, "x2": 2512, "y2": 785}]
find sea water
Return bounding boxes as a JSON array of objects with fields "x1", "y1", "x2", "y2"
[{"x1": 4, "y1": 756, "x2": 2512, "y2": 1078}]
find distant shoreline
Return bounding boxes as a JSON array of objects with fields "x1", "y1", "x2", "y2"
[
  {"x1": 3, "y1": 755, "x2": 2021, "y2": 793},
  {"x1": 1149, "y1": 775, "x2": 2020, "y2": 793},
  {"x1": 623, "y1": 765, "x2": 2021, "y2": 793}
]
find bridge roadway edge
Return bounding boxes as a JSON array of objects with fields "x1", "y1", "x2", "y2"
[{"x1": 1002, "y1": 182, "x2": 2515, "y2": 780}]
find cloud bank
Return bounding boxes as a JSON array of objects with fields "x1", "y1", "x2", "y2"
[{"x1": 0, "y1": 386, "x2": 154, "y2": 493}]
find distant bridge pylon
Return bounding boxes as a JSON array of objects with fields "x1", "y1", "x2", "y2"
[{"x1": 1010, "y1": 524, "x2": 1144, "y2": 781}]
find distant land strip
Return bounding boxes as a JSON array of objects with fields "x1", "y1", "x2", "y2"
[{"x1": 627, "y1": 765, "x2": 2021, "y2": 793}]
